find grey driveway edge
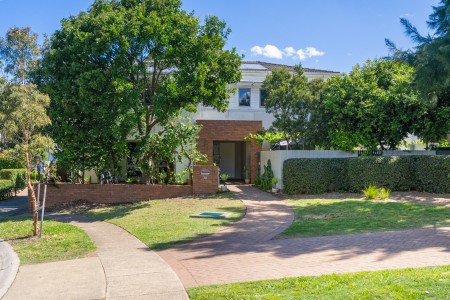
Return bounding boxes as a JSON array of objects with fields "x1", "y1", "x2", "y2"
[{"x1": 0, "y1": 239, "x2": 19, "y2": 299}]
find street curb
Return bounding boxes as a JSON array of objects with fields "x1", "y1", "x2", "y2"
[{"x1": 0, "y1": 240, "x2": 19, "y2": 299}]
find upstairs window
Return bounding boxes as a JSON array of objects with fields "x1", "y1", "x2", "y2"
[
  {"x1": 260, "y1": 89, "x2": 267, "y2": 107},
  {"x1": 239, "y1": 88, "x2": 251, "y2": 106}
]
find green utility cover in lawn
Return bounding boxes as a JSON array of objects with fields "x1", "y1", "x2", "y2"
[{"x1": 190, "y1": 212, "x2": 232, "y2": 219}]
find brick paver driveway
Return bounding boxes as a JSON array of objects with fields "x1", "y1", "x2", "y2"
[{"x1": 158, "y1": 185, "x2": 450, "y2": 287}]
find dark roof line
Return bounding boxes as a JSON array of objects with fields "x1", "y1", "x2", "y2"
[{"x1": 242, "y1": 61, "x2": 340, "y2": 74}]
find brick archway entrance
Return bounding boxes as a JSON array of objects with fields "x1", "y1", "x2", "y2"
[{"x1": 196, "y1": 120, "x2": 262, "y2": 183}]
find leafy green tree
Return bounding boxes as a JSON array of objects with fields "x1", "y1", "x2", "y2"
[
  {"x1": 1, "y1": 27, "x2": 53, "y2": 236},
  {"x1": 261, "y1": 66, "x2": 329, "y2": 149},
  {"x1": 262, "y1": 66, "x2": 313, "y2": 149},
  {"x1": 305, "y1": 78, "x2": 331, "y2": 148},
  {"x1": 323, "y1": 59, "x2": 422, "y2": 150},
  {"x1": 135, "y1": 118, "x2": 206, "y2": 184},
  {"x1": 0, "y1": 84, "x2": 52, "y2": 236},
  {"x1": 0, "y1": 27, "x2": 40, "y2": 85},
  {"x1": 38, "y1": 0, "x2": 242, "y2": 178},
  {"x1": 386, "y1": 0, "x2": 450, "y2": 145}
]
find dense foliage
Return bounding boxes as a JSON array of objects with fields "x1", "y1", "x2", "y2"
[
  {"x1": 283, "y1": 158, "x2": 346, "y2": 194},
  {"x1": 346, "y1": 156, "x2": 414, "y2": 192},
  {"x1": 0, "y1": 27, "x2": 53, "y2": 236},
  {"x1": 0, "y1": 154, "x2": 24, "y2": 169},
  {"x1": 0, "y1": 169, "x2": 26, "y2": 195},
  {"x1": 387, "y1": 0, "x2": 450, "y2": 144},
  {"x1": 0, "y1": 27, "x2": 40, "y2": 85},
  {"x1": 255, "y1": 159, "x2": 274, "y2": 190},
  {"x1": 323, "y1": 59, "x2": 423, "y2": 151},
  {"x1": 136, "y1": 118, "x2": 206, "y2": 183},
  {"x1": 262, "y1": 66, "x2": 328, "y2": 149},
  {"x1": 37, "y1": 0, "x2": 242, "y2": 178},
  {"x1": 284, "y1": 155, "x2": 450, "y2": 194},
  {"x1": 0, "y1": 179, "x2": 14, "y2": 200}
]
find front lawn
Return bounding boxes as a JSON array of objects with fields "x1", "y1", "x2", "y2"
[
  {"x1": 0, "y1": 217, "x2": 96, "y2": 264},
  {"x1": 188, "y1": 265, "x2": 450, "y2": 299},
  {"x1": 83, "y1": 192, "x2": 245, "y2": 250},
  {"x1": 281, "y1": 198, "x2": 450, "y2": 238}
]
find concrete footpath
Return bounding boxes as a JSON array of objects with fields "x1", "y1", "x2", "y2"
[
  {"x1": 159, "y1": 185, "x2": 450, "y2": 287},
  {"x1": 3, "y1": 215, "x2": 188, "y2": 300},
  {"x1": 0, "y1": 240, "x2": 19, "y2": 299}
]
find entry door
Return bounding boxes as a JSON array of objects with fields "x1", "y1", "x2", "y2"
[{"x1": 219, "y1": 142, "x2": 235, "y2": 178}]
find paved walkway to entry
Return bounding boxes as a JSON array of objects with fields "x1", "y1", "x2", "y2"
[
  {"x1": 4, "y1": 215, "x2": 188, "y2": 300},
  {"x1": 158, "y1": 185, "x2": 450, "y2": 288}
]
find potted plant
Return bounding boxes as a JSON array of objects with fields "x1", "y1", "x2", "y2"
[
  {"x1": 271, "y1": 177, "x2": 279, "y2": 193},
  {"x1": 220, "y1": 173, "x2": 229, "y2": 192},
  {"x1": 243, "y1": 165, "x2": 250, "y2": 184}
]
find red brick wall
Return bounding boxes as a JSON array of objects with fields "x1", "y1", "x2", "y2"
[
  {"x1": 31, "y1": 165, "x2": 220, "y2": 208},
  {"x1": 193, "y1": 165, "x2": 219, "y2": 194},
  {"x1": 32, "y1": 183, "x2": 192, "y2": 208},
  {"x1": 196, "y1": 120, "x2": 262, "y2": 183}
]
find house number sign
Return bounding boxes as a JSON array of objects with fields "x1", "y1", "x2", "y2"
[{"x1": 201, "y1": 170, "x2": 210, "y2": 179}]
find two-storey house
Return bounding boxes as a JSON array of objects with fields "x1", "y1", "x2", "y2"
[{"x1": 190, "y1": 61, "x2": 339, "y2": 183}]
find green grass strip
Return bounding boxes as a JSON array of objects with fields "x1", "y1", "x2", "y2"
[
  {"x1": 83, "y1": 193, "x2": 245, "y2": 250},
  {"x1": 188, "y1": 265, "x2": 450, "y2": 299},
  {"x1": 282, "y1": 199, "x2": 450, "y2": 238},
  {"x1": 0, "y1": 217, "x2": 96, "y2": 264}
]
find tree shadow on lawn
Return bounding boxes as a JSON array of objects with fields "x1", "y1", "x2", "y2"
[
  {"x1": 156, "y1": 200, "x2": 450, "y2": 263},
  {"x1": 45, "y1": 202, "x2": 152, "y2": 230},
  {"x1": 49, "y1": 198, "x2": 246, "y2": 251},
  {"x1": 147, "y1": 205, "x2": 246, "y2": 251}
]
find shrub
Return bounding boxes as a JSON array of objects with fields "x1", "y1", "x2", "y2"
[
  {"x1": 283, "y1": 155, "x2": 450, "y2": 194},
  {"x1": 412, "y1": 156, "x2": 450, "y2": 193},
  {"x1": 0, "y1": 154, "x2": 24, "y2": 170},
  {"x1": 256, "y1": 160, "x2": 273, "y2": 191},
  {"x1": 379, "y1": 188, "x2": 391, "y2": 199},
  {"x1": 220, "y1": 173, "x2": 229, "y2": 183},
  {"x1": 0, "y1": 180, "x2": 14, "y2": 201},
  {"x1": 346, "y1": 156, "x2": 413, "y2": 192},
  {"x1": 0, "y1": 169, "x2": 27, "y2": 195},
  {"x1": 363, "y1": 185, "x2": 379, "y2": 199},
  {"x1": 271, "y1": 177, "x2": 278, "y2": 188},
  {"x1": 362, "y1": 186, "x2": 391, "y2": 200},
  {"x1": 283, "y1": 158, "x2": 347, "y2": 194}
]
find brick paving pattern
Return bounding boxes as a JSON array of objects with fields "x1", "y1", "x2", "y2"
[{"x1": 158, "y1": 185, "x2": 450, "y2": 287}]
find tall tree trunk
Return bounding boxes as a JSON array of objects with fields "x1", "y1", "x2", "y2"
[{"x1": 25, "y1": 147, "x2": 39, "y2": 236}]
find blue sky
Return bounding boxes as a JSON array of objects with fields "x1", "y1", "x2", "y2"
[{"x1": 0, "y1": 0, "x2": 439, "y2": 72}]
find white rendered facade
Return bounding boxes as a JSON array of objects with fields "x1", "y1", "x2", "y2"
[{"x1": 191, "y1": 61, "x2": 339, "y2": 129}]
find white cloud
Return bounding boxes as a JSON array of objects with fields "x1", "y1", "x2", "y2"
[
  {"x1": 250, "y1": 45, "x2": 284, "y2": 59},
  {"x1": 283, "y1": 46, "x2": 296, "y2": 57},
  {"x1": 251, "y1": 44, "x2": 325, "y2": 60},
  {"x1": 296, "y1": 47, "x2": 325, "y2": 60}
]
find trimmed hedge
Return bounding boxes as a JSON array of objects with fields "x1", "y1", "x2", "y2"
[
  {"x1": 0, "y1": 169, "x2": 26, "y2": 195},
  {"x1": 0, "y1": 179, "x2": 14, "y2": 201},
  {"x1": 346, "y1": 156, "x2": 414, "y2": 192},
  {"x1": 283, "y1": 159, "x2": 346, "y2": 194},
  {"x1": 413, "y1": 156, "x2": 450, "y2": 193},
  {"x1": 0, "y1": 155, "x2": 24, "y2": 170},
  {"x1": 284, "y1": 155, "x2": 450, "y2": 194}
]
